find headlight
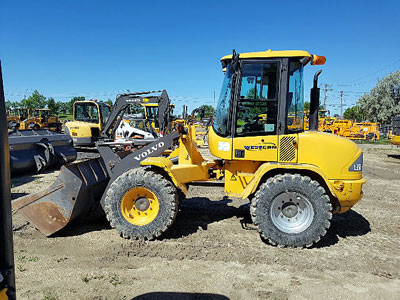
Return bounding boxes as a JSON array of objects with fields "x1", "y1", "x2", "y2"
[{"x1": 349, "y1": 153, "x2": 363, "y2": 172}]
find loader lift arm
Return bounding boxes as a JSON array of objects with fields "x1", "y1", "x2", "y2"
[{"x1": 101, "y1": 90, "x2": 171, "y2": 140}]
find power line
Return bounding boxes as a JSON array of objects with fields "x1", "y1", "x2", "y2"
[{"x1": 333, "y1": 57, "x2": 400, "y2": 87}]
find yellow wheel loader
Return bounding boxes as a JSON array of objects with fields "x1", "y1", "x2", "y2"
[
  {"x1": 7, "y1": 107, "x2": 30, "y2": 129},
  {"x1": 388, "y1": 115, "x2": 400, "y2": 145},
  {"x1": 19, "y1": 108, "x2": 62, "y2": 131},
  {"x1": 13, "y1": 50, "x2": 366, "y2": 248}
]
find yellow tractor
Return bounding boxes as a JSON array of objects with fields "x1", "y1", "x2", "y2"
[
  {"x1": 65, "y1": 100, "x2": 111, "y2": 146},
  {"x1": 14, "y1": 50, "x2": 366, "y2": 248},
  {"x1": 388, "y1": 115, "x2": 400, "y2": 145},
  {"x1": 7, "y1": 107, "x2": 30, "y2": 129},
  {"x1": 19, "y1": 108, "x2": 62, "y2": 131},
  {"x1": 350, "y1": 122, "x2": 380, "y2": 141}
]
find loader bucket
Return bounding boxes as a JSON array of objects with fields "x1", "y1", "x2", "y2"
[
  {"x1": 9, "y1": 129, "x2": 77, "y2": 175},
  {"x1": 12, "y1": 158, "x2": 110, "y2": 236}
]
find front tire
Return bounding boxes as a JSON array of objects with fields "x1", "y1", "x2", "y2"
[
  {"x1": 104, "y1": 168, "x2": 178, "y2": 240},
  {"x1": 250, "y1": 174, "x2": 332, "y2": 248}
]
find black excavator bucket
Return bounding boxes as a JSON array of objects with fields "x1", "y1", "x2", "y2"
[
  {"x1": 9, "y1": 129, "x2": 76, "y2": 175},
  {"x1": 12, "y1": 158, "x2": 109, "y2": 236}
]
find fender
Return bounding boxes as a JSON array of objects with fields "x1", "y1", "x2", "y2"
[
  {"x1": 241, "y1": 162, "x2": 337, "y2": 199},
  {"x1": 140, "y1": 157, "x2": 188, "y2": 194}
]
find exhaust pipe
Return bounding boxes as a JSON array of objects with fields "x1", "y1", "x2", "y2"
[{"x1": 309, "y1": 70, "x2": 322, "y2": 131}]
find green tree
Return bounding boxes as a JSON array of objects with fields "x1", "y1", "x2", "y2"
[
  {"x1": 194, "y1": 104, "x2": 215, "y2": 119},
  {"x1": 57, "y1": 102, "x2": 69, "y2": 114},
  {"x1": 105, "y1": 98, "x2": 113, "y2": 107},
  {"x1": 20, "y1": 90, "x2": 47, "y2": 109},
  {"x1": 343, "y1": 105, "x2": 364, "y2": 121},
  {"x1": 68, "y1": 96, "x2": 85, "y2": 114},
  {"x1": 357, "y1": 70, "x2": 400, "y2": 123},
  {"x1": 47, "y1": 97, "x2": 58, "y2": 114},
  {"x1": 5, "y1": 100, "x2": 13, "y2": 111},
  {"x1": 304, "y1": 101, "x2": 310, "y2": 111}
]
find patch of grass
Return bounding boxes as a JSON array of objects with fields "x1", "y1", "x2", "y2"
[
  {"x1": 17, "y1": 255, "x2": 26, "y2": 262},
  {"x1": 80, "y1": 274, "x2": 91, "y2": 283},
  {"x1": 57, "y1": 114, "x2": 73, "y2": 121},
  {"x1": 41, "y1": 290, "x2": 59, "y2": 300},
  {"x1": 80, "y1": 273, "x2": 105, "y2": 284},
  {"x1": 354, "y1": 139, "x2": 390, "y2": 145},
  {"x1": 17, "y1": 264, "x2": 26, "y2": 272},
  {"x1": 109, "y1": 273, "x2": 122, "y2": 287},
  {"x1": 28, "y1": 256, "x2": 39, "y2": 262}
]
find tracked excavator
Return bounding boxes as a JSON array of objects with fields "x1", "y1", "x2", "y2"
[{"x1": 13, "y1": 49, "x2": 366, "y2": 248}]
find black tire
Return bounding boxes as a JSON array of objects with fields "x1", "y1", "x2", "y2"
[
  {"x1": 29, "y1": 123, "x2": 40, "y2": 130},
  {"x1": 104, "y1": 167, "x2": 179, "y2": 240},
  {"x1": 250, "y1": 173, "x2": 332, "y2": 248}
]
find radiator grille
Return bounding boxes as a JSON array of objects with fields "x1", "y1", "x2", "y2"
[{"x1": 279, "y1": 136, "x2": 296, "y2": 162}]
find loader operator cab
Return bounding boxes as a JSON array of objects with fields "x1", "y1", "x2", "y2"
[{"x1": 211, "y1": 50, "x2": 325, "y2": 161}]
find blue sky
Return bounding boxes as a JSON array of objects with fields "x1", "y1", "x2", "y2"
[{"x1": 1, "y1": 0, "x2": 400, "y2": 115}]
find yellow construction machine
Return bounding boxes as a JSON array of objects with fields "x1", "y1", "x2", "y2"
[
  {"x1": 65, "y1": 100, "x2": 111, "y2": 146},
  {"x1": 65, "y1": 97, "x2": 173, "y2": 147},
  {"x1": 388, "y1": 115, "x2": 400, "y2": 145},
  {"x1": 13, "y1": 50, "x2": 366, "y2": 248},
  {"x1": 19, "y1": 108, "x2": 62, "y2": 131},
  {"x1": 6, "y1": 107, "x2": 30, "y2": 129},
  {"x1": 350, "y1": 122, "x2": 380, "y2": 141}
]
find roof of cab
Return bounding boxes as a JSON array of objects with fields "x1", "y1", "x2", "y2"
[{"x1": 221, "y1": 49, "x2": 312, "y2": 61}]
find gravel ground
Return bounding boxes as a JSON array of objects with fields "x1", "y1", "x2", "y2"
[{"x1": 9, "y1": 144, "x2": 400, "y2": 300}]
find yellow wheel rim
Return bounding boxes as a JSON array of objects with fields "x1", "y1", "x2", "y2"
[{"x1": 120, "y1": 187, "x2": 160, "y2": 226}]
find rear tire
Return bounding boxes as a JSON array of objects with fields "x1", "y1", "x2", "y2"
[
  {"x1": 104, "y1": 168, "x2": 178, "y2": 240},
  {"x1": 250, "y1": 173, "x2": 332, "y2": 248}
]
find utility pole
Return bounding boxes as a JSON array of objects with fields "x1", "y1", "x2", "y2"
[
  {"x1": 213, "y1": 91, "x2": 216, "y2": 105},
  {"x1": 320, "y1": 84, "x2": 333, "y2": 110},
  {"x1": 340, "y1": 91, "x2": 344, "y2": 118}
]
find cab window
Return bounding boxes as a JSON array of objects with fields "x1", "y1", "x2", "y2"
[
  {"x1": 286, "y1": 60, "x2": 304, "y2": 133},
  {"x1": 236, "y1": 62, "x2": 279, "y2": 136}
]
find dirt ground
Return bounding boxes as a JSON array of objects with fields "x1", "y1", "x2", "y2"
[{"x1": 9, "y1": 144, "x2": 400, "y2": 300}]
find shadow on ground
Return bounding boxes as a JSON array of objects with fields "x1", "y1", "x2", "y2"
[
  {"x1": 131, "y1": 292, "x2": 230, "y2": 300},
  {"x1": 48, "y1": 197, "x2": 370, "y2": 249},
  {"x1": 163, "y1": 197, "x2": 250, "y2": 240},
  {"x1": 388, "y1": 154, "x2": 400, "y2": 160},
  {"x1": 53, "y1": 217, "x2": 111, "y2": 238},
  {"x1": 315, "y1": 210, "x2": 371, "y2": 248},
  {"x1": 53, "y1": 197, "x2": 249, "y2": 239}
]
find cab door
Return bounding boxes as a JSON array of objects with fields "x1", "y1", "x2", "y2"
[
  {"x1": 277, "y1": 58, "x2": 307, "y2": 164},
  {"x1": 231, "y1": 61, "x2": 280, "y2": 162}
]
